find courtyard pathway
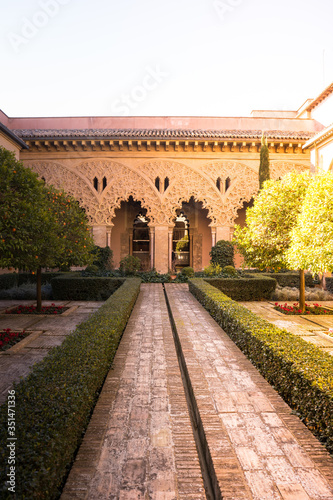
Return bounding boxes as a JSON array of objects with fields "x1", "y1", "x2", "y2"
[
  {"x1": 239, "y1": 300, "x2": 333, "y2": 356},
  {"x1": 62, "y1": 284, "x2": 333, "y2": 500},
  {"x1": 0, "y1": 300, "x2": 103, "y2": 405}
]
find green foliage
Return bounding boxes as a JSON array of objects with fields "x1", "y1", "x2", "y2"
[
  {"x1": 84, "y1": 264, "x2": 100, "y2": 275},
  {"x1": 210, "y1": 240, "x2": 234, "y2": 268},
  {"x1": 119, "y1": 255, "x2": 141, "y2": 275},
  {"x1": 189, "y1": 278, "x2": 333, "y2": 454},
  {"x1": 0, "y1": 273, "x2": 17, "y2": 290},
  {"x1": 207, "y1": 273, "x2": 276, "y2": 301},
  {"x1": 233, "y1": 172, "x2": 310, "y2": 270},
  {"x1": 51, "y1": 277, "x2": 124, "y2": 301},
  {"x1": 91, "y1": 245, "x2": 113, "y2": 271},
  {"x1": 261, "y1": 272, "x2": 314, "y2": 288},
  {"x1": 0, "y1": 146, "x2": 94, "y2": 310},
  {"x1": 175, "y1": 235, "x2": 189, "y2": 252},
  {"x1": 204, "y1": 263, "x2": 223, "y2": 276},
  {"x1": 286, "y1": 173, "x2": 333, "y2": 275},
  {"x1": 223, "y1": 265, "x2": 238, "y2": 277},
  {"x1": 259, "y1": 133, "x2": 270, "y2": 189},
  {"x1": 181, "y1": 266, "x2": 194, "y2": 277},
  {"x1": 137, "y1": 270, "x2": 172, "y2": 283},
  {"x1": 0, "y1": 278, "x2": 141, "y2": 499}
]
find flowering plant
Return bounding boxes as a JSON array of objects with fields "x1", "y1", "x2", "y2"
[
  {"x1": 274, "y1": 302, "x2": 330, "y2": 315},
  {"x1": 5, "y1": 303, "x2": 67, "y2": 315},
  {"x1": 0, "y1": 328, "x2": 29, "y2": 351}
]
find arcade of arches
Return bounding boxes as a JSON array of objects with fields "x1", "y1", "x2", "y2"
[{"x1": 21, "y1": 156, "x2": 311, "y2": 272}]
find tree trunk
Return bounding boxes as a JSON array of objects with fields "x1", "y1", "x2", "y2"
[
  {"x1": 36, "y1": 267, "x2": 42, "y2": 313},
  {"x1": 299, "y1": 269, "x2": 305, "y2": 313}
]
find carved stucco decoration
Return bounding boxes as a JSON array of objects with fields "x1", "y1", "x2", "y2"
[
  {"x1": 138, "y1": 160, "x2": 260, "y2": 226},
  {"x1": 23, "y1": 158, "x2": 310, "y2": 228},
  {"x1": 24, "y1": 160, "x2": 164, "y2": 225},
  {"x1": 270, "y1": 161, "x2": 310, "y2": 180}
]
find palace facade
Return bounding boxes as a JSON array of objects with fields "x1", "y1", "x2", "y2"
[{"x1": 1, "y1": 84, "x2": 332, "y2": 273}]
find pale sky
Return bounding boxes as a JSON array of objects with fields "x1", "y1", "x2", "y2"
[{"x1": 1, "y1": 0, "x2": 333, "y2": 118}]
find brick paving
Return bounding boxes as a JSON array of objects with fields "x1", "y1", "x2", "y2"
[
  {"x1": 166, "y1": 284, "x2": 333, "y2": 500},
  {"x1": 62, "y1": 283, "x2": 333, "y2": 500},
  {"x1": 239, "y1": 301, "x2": 333, "y2": 356},
  {"x1": 0, "y1": 300, "x2": 103, "y2": 405},
  {"x1": 62, "y1": 284, "x2": 205, "y2": 499}
]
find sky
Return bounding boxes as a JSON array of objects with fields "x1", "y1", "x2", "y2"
[{"x1": 1, "y1": 0, "x2": 333, "y2": 118}]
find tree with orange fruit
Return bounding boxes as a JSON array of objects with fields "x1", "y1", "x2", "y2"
[{"x1": 0, "y1": 147, "x2": 93, "y2": 311}]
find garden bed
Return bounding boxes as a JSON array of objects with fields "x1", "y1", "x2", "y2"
[
  {"x1": 0, "y1": 277, "x2": 141, "y2": 499},
  {"x1": 4, "y1": 304, "x2": 68, "y2": 315},
  {"x1": 0, "y1": 329, "x2": 29, "y2": 351},
  {"x1": 274, "y1": 302, "x2": 332, "y2": 315},
  {"x1": 189, "y1": 278, "x2": 333, "y2": 455}
]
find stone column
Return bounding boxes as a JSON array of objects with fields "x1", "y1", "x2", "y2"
[
  {"x1": 92, "y1": 225, "x2": 108, "y2": 247},
  {"x1": 106, "y1": 226, "x2": 112, "y2": 248},
  {"x1": 211, "y1": 227, "x2": 217, "y2": 247},
  {"x1": 129, "y1": 232, "x2": 133, "y2": 256},
  {"x1": 149, "y1": 227, "x2": 155, "y2": 270},
  {"x1": 216, "y1": 226, "x2": 233, "y2": 242},
  {"x1": 154, "y1": 226, "x2": 169, "y2": 273},
  {"x1": 168, "y1": 228, "x2": 173, "y2": 272}
]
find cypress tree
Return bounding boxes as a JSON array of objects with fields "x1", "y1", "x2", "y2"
[{"x1": 259, "y1": 132, "x2": 270, "y2": 189}]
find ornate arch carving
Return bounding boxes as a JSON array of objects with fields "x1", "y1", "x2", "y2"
[
  {"x1": 270, "y1": 161, "x2": 310, "y2": 179},
  {"x1": 24, "y1": 160, "x2": 164, "y2": 224},
  {"x1": 137, "y1": 160, "x2": 260, "y2": 226}
]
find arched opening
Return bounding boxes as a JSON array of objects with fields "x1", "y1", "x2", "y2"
[
  {"x1": 216, "y1": 177, "x2": 221, "y2": 191},
  {"x1": 173, "y1": 211, "x2": 190, "y2": 270},
  {"x1": 164, "y1": 177, "x2": 169, "y2": 191},
  {"x1": 93, "y1": 177, "x2": 99, "y2": 191},
  {"x1": 173, "y1": 197, "x2": 211, "y2": 271},
  {"x1": 155, "y1": 177, "x2": 160, "y2": 192},
  {"x1": 111, "y1": 196, "x2": 151, "y2": 270},
  {"x1": 233, "y1": 199, "x2": 254, "y2": 267},
  {"x1": 133, "y1": 212, "x2": 150, "y2": 269},
  {"x1": 102, "y1": 176, "x2": 107, "y2": 191},
  {"x1": 225, "y1": 177, "x2": 231, "y2": 192}
]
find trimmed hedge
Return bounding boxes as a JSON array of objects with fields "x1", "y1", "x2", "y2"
[
  {"x1": 0, "y1": 278, "x2": 141, "y2": 499},
  {"x1": 206, "y1": 273, "x2": 276, "y2": 301},
  {"x1": 262, "y1": 272, "x2": 314, "y2": 288},
  {"x1": 51, "y1": 276, "x2": 125, "y2": 301},
  {"x1": 0, "y1": 273, "x2": 17, "y2": 290},
  {"x1": 189, "y1": 278, "x2": 333, "y2": 455},
  {"x1": 18, "y1": 272, "x2": 69, "y2": 287},
  {"x1": 326, "y1": 277, "x2": 333, "y2": 294}
]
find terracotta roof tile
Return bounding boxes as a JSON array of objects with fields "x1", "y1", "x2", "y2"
[{"x1": 13, "y1": 129, "x2": 314, "y2": 141}]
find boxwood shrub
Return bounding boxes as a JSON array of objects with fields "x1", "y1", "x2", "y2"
[
  {"x1": 0, "y1": 273, "x2": 18, "y2": 290},
  {"x1": 189, "y1": 278, "x2": 333, "y2": 455},
  {"x1": 0, "y1": 278, "x2": 141, "y2": 499},
  {"x1": 261, "y1": 272, "x2": 314, "y2": 288},
  {"x1": 51, "y1": 276, "x2": 125, "y2": 301},
  {"x1": 206, "y1": 273, "x2": 276, "y2": 301},
  {"x1": 18, "y1": 272, "x2": 69, "y2": 287}
]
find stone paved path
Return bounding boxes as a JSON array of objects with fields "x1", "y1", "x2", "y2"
[
  {"x1": 239, "y1": 301, "x2": 333, "y2": 356},
  {"x1": 0, "y1": 300, "x2": 103, "y2": 405},
  {"x1": 62, "y1": 284, "x2": 206, "y2": 499},
  {"x1": 62, "y1": 284, "x2": 333, "y2": 499}
]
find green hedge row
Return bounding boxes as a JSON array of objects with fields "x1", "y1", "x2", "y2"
[
  {"x1": 189, "y1": 278, "x2": 333, "y2": 455},
  {"x1": 51, "y1": 276, "x2": 125, "y2": 301},
  {"x1": 0, "y1": 278, "x2": 141, "y2": 499},
  {"x1": 261, "y1": 272, "x2": 314, "y2": 288},
  {"x1": 206, "y1": 273, "x2": 276, "y2": 301},
  {"x1": 325, "y1": 277, "x2": 333, "y2": 294},
  {"x1": 0, "y1": 273, "x2": 17, "y2": 290},
  {"x1": 0, "y1": 272, "x2": 69, "y2": 290}
]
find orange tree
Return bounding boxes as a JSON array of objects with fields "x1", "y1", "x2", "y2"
[
  {"x1": 0, "y1": 147, "x2": 93, "y2": 311},
  {"x1": 233, "y1": 172, "x2": 310, "y2": 311}
]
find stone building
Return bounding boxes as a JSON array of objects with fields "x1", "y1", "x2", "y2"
[{"x1": 1, "y1": 85, "x2": 331, "y2": 273}]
